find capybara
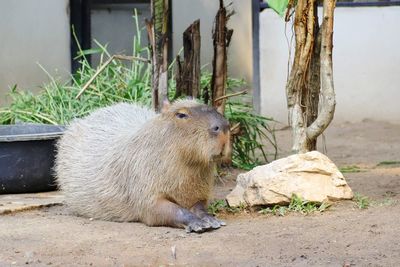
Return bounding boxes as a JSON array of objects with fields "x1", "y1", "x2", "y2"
[{"x1": 55, "y1": 99, "x2": 231, "y2": 233}]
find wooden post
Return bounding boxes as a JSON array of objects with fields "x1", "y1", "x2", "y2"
[
  {"x1": 175, "y1": 55, "x2": 184, "y2": 98},
  {"x1": 147, "y1": 0, "x2": 170, "y2": 111},
  {"x1": 175, "y1": 20, "x2": 201, "y2": 99},
  {"x1": 211, "y1": 0, "x2": 233, "y2": 114}
]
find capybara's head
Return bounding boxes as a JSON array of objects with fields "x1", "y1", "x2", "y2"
[{"x1": 160, "y1": 99, "x2": 231, "y2": 164}]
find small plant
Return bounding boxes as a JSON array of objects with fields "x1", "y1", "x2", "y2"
[
  {"x1": 259, "y1": 205, "x2": 288, "y2": 216},
  {"x1": 377, "y1": 161, "x2": 400, "y2": 167},
  {"x1": 339, "y1": 165, "x2": 363, "y2": 173},
  {"x1": 353, "y1": 193, "x2": 370, "y2": 209},
  {"x1": 288, "y1": 194, "x2": 318, "y2": 213},
  {"x1": 207, "y1": 199, "x2": 245, "y2": 215},
  {"x1": 258, "y1": 194, "x2": 330, "y2": 216},
  {"x1": 231, "y1": 202, "x2": 247, "y2": 213},
  {"x1": 207, "y1": 199, "x2": 227, "y2": 216}
]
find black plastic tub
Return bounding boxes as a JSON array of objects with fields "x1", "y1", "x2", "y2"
[{"x1": 0, "y1": 124, "x2": 65, "y2": 194}]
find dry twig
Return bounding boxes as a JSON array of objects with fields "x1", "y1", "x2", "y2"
[{"x1": 213, "y1": 90, "x2": 247, "y2": 103}]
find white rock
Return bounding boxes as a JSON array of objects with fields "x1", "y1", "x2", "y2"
[{"x1": 226, "y1": 151, "x2": 353, "y2": 207}]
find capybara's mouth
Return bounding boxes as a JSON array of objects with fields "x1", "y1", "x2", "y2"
[
  {"x1": 220, "y1": 152, "x2": 232, "y2": 165},
  {"x1": 213, "y1": 147, "x2": 232, "y2": 165},
  {"x1": 220, "y1": 136, "x2": 232, "y2": 164}
]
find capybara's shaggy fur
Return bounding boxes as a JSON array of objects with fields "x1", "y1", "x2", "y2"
[{"x1": 55, "y1": 100, "x2": 230, "y2": 232}]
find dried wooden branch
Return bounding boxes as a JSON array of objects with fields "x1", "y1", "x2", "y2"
[
  {"x1": 230, "y1": 122, "x2": 241, "y2": 134},
  {"x1": 213, "y1": 90, "x2": 247, "y2": 103}
]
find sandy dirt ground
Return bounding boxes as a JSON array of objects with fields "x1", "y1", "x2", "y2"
[{"x1": 1, "y1": 120, "x2": 400, "y2": 267}]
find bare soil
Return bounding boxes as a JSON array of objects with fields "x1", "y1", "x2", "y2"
[{"x1": 1, "y1": 120, "x2": 400, "y2": 267}]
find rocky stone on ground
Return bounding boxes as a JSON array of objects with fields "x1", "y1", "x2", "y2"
[{"x1": 226, "y1": 151, "x2": 353, "y2": 207}]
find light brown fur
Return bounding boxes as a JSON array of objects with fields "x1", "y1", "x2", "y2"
[{"x1": 55, "y1": 100, "x2": 230, "y2": 231}]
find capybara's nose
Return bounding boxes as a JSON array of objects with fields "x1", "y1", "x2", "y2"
[{"x1": 210, "y1": 119, "x2": 229, "y2": 135}]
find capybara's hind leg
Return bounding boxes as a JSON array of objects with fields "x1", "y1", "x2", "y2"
[
  {"x1": 190, "y1": 200, "x2": 226, "y2": 229},
  {"x1": 144, "y1": 199, "x2": 214, "y2": 233}
]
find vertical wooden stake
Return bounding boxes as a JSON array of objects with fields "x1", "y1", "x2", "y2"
[
  {"x1": 175, "y1": 20, "x2": 201, "y2": 99},
  {"x1": 147, "y1": 0, "x2": 170, "y2": 111},
  {"x1": 211, "y1": 0, "x2": 233, "y2": 114}
]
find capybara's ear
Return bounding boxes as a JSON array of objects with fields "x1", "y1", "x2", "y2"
[{"x1": 161, "y1": 99, "x2": 171, "y2": 113}]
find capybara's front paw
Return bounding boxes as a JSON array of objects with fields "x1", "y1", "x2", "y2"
[
  {"x1": 185, "y1": 218, "x2": 213, "y2": 233},
  {"x1": 201, "y1": 214, "x2": 226, "y2": 229}
]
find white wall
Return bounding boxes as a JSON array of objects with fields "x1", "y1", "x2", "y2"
[
  {"x1": 0, "y1": 0, "x2": 71, "y2": 105},
  {"x1": 172, "y1": 0, "x2": 253, "y2": 84},
  {"x1": 260, "y1": 6, "x2": 400, "y2": 124}
]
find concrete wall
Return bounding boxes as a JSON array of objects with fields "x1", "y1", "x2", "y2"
[
  {"x1": 0, "y1": 0, "x2": 71, "y2": 106},
  {"x1": 172, "y1": 0, "x2": 253, "y2": 84},
  {"x1": 260, "y1": 6, "x2": 400, "y2": 124},
  {"x1": 91, "y1": 4, "x2": 151, "y2": 66}
]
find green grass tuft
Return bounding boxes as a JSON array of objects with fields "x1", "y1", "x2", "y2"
[
  {"x1": 208, "y1": 195, "x2": 331, "y2": 216},
  {"x1": 353, "y1": 193, "x2": 370, "y2": 209},
  {"x1": 207, "y1": 199, "x2": 245, "y2": 215},
  {"x1": 377, "y1": 161, "x2": 400, "y2": 166},
  {"x1": 258, "y1": 194, "x2": 331, "y2": 216},
  {"x1": 339, "y1": 165, "x2": 363, "y2": 173},
  {"x1": 207, "y1": 199, "x2": 227, "y2": 216}
]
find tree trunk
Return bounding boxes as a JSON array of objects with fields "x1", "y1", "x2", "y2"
[
  {"x1": 175, "y1": 20, "x2": 201, "y2": 99},
  {"x1": 307, "y1": 0, "x2": 336, "y2": 141},
  {"x1": 211, "y1": 0, "x2": 233, "y2": 114},
  {"x1": 305, "y1": 1, "x2": 321, "y2": 151},
  {"x1": 285, "y1": 0, "x2": 336, "y2": 153},
  {"x1": 147, "y1": 0, "x2": 169, "y2": 111},
  {"x1": 286, "y1": 0, "x2": 317, "y2": 153}
]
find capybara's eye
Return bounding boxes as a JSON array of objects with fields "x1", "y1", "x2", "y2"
[{"x1": 176, "y1": 112, "x2": 189, "y2": 119}]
